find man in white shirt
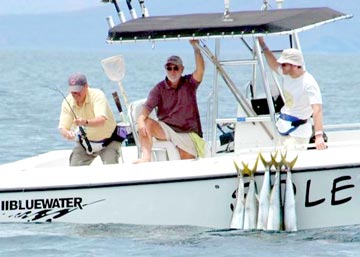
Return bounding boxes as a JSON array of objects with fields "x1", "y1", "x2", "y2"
[{"x1": 258, "y1": 37, "x2": 326, "y2": 150}]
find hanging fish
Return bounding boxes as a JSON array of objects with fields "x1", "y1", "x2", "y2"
[
  {"x1": 230, "y1": 160, "x2": 245, "y2": 229},
  {"x1": 267, "y1": 151, "x2": 283, "y2": 231},
  {"x1": 257, "y1": 152, "x2": 272, "y2": 230},
  {"x1": 243, "y1": 157, "x2": 259, "y2": 230},
  {"x1": 282, "y1": 152, "x2": 298, "y2": 232}
]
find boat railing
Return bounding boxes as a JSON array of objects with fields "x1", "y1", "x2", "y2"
[
  {"x1": 216, "y1": 116, "x2": 271, "y2": 125},
  {"x1": 219, "y1": 59, "x2": 258, "y2": 66},
  {"x1": 324, "y1": 123, "x2": 360, "y2": 131},
  {"x1": 217, "y1": 120, "x2": 360, "y2": 130},
  {"x1": 233, "y1": 139, "x2": 360, "y2": 155}
]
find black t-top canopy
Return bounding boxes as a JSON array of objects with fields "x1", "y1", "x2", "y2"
[{"x1": 107, "y1": 7, "x2": 350, "y2": 42}]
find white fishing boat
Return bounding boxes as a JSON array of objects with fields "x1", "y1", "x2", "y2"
[{"x1": 1, "y1": 1, "x2": 359, "y2": 231}]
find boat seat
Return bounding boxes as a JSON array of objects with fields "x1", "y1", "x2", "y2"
[
  {"x1": 127, "y1": 99, "x2": 180, "y2": 161},
  {"x1": 234, "y1": 103, "x2": 274, "y2": 152}
]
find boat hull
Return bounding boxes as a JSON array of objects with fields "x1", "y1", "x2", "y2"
[{"x1": 1, "y1": 148, "x2": 360, "y2": 230}]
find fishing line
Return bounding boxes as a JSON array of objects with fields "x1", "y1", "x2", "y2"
[
  {"x1": 47, "y1": 86, "x2": 78, "y2": 119},
  {"x1": 31, "y1": 86, "x2": 56, "y2": 157}
]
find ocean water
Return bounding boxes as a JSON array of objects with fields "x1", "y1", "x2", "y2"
[
  {"x1": 1, "y1": 47, "x2": 360, "y2": 256},
  {"x1": 1, "y1": 223, "x2": 360, "y2": 257}
]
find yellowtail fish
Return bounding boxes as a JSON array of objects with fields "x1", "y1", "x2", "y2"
[
  {"x1": 257, "y1": 153, "x2": 272, "y2": 230},
  {"x1": 282, "y1": 152, "x2": 298, "y2": 232},
  {"x1": 243, "y1": 157, "x2": 259, "y2": 230},
  {"x1": 267, "y1": 152, "x2": 283, "y2": 231},
  {"x1": 230, "y1": 160, "x2": 245, "y2": 229}
]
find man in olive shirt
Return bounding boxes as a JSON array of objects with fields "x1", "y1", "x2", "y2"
[{"x1": 58, "y1": 73, "x2": 121, "y2": 166}]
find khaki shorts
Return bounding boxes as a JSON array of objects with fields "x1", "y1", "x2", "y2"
[
  {"x1": 70, "y1": 141, "x2": 121, "y2": 166},
  {"x1": 279, "y1": 135, "x2": 309, "y2": 150},
  {"x1": 158, "y1": 121, "x2": 197, "y2": 157}
]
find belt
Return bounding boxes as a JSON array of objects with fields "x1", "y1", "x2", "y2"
[
  {"x1": 89, "y1": 138, "x2": 108, "y2": 144},
  {"x1": 279, "y1": 113, "x2": 307, "y2": 127},
  {"x1": 90, "y1": 138, "x2": 113, "y2": 148}
]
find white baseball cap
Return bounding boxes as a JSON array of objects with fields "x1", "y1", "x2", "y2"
[{"x1": 277, "y1": 48, "x2": 304, "y2": 66}]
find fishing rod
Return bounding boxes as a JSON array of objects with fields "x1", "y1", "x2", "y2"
[
  {"x1": 47, "y1": 86, "x2": 92, "y2": 153},
  {"x1": 261, "y1": 0, "x2": 270, "y2": 11},
  {"x1": 137, "y1": 0, "x2": 149, "y2": 17},
  {"x1": 126, "y1": 0, "x2": 138, "y2": 19},
  {"x1": 112, "y1": 0, "x2": 126, "y2": 23},
  {"x1": 102, "y1": 0, "x2": 126, "y2": 23}
]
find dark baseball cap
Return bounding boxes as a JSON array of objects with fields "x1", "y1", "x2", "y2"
[{"x1": 68, "y1": 73, "x2": 87, "y2": 92}]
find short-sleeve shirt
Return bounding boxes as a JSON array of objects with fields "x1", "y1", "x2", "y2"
[
  {"x1": 144, "y1": 74, "x2": 203, "y2": 137},
  {"x1": 58, "y1": 88, "x2": 116, "y2": 141},
  {"x1": 278, "y1": 67, "x2": 322, "y2": 120}
]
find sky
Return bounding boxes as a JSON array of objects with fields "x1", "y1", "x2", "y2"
[
  {"x1": 0, "y1": 0, "x2": 101, "y2": 15},
  {"x1": 0, "y1": 0, "x2": 358, "y2": 52},
  {"x1": 0, "y1": 0, "x2": 357, "y2": 16}
]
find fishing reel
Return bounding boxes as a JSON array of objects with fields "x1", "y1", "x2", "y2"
[{"x1": 77, "y1": 126, "x2": 93, "y2": 154}]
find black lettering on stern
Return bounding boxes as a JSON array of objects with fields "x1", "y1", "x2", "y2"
[
  {"x1": 305, "y1": 179, "x2": 325, "y2": 207},
  {"x1": 331, "y1": 176, "x2": 354, "y2": 205}
]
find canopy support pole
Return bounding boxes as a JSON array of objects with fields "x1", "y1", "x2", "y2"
[
  {"x1": 253, "y1": 37, "x2": 279, "y2": 143},
  {"x1": 197, "y1": 40, "x2": 274, "y2": 144}
]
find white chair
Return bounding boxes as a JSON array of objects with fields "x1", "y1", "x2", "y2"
[{"x1": 127, "y1": 99, "x2": 180, "y2": 161}]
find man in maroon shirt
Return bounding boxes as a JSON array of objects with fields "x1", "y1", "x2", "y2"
[{"x1": 134, "y1": 40, "x2": 205, "y2": 163}]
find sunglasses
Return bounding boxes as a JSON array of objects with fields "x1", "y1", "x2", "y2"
[{"x1": 166, "y1": 65, "x2": 180, "y2": 71}]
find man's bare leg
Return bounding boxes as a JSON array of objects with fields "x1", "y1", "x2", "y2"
[
  {"x1": 133, "y1": 119, "x2": 167, "y2": 163},
  {"x1": 178, "y1": 148, "x2": 195, "y2": 160}
]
